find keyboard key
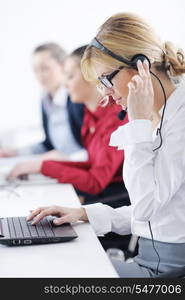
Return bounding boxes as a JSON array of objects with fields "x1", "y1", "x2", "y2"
[
  {"x1": 19, "y1": 217, "x2": 31, "y2": 238},
  {"x1": 27, "y1": 222, "x2": 39, "y2": 238},
  {"x1": 35, "y1": 223, "x2": 46, "y2": 237},
  {"x1": 8, "y1": 218, "x2": 16, "y2": 238},
  {"x1": 0, "y1": 218, "x2": 10, "y2": 238},
  {"x1": 41, "y1": 218, "x2": 54, "y2": 237},
  {"x1": 12, "y1": 217, "x2": 23, "y2": 238}
]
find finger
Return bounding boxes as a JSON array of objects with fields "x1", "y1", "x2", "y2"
[
  {"x1": 143, "y1": 59, "x2": 150, "y2": 76},
  {"x1": 143, "y1": 60, "x2": 153, "y2": 92},
  {"x1": 53, "y1": 215, "x2": 71, "y2": 225},
  {"x1": 128, "y1": 81, "x2": 135, "y2": 92},
  {"x1": 138, "y1": 60, "x2": 153, "y2": 96},
  {"x1": 6, "y1": 163, "x2": 26, "y2": 180},
  {"x1": 6, "y1": 169, "x2": 19, "y2": 180},
  {"x1": 131, "y1": 75, "x2": 143, "y2": 89},
  {"x1": 26, "y1": 206, "x2": 47, "y2": 221},
  {"x1": 137, "y1": 60, "x2": 148, "y2": 79},
  {"x1": 31, "y1": 209, "x2": 51, "y2": 224},
  {"x1": 31, "y1": 206, "x2": 61, "y2": 224}
]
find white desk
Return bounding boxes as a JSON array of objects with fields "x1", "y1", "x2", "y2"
[{"x1": 0, "y1": 183, "x2": 118, "y2": 278}]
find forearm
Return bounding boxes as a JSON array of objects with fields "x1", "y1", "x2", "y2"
[
  {"x1": 41, "y1": 161, "x2": 104, "y2": 194},
  {"x1": 123, "y1": 142, "x2": 156, "y2": 221},
  {"x1": 83, "y1": 203, "x2": 132, "y2": 236},
  {"x1": 41, "y1": 148, "x2": 124, "y2": 195}
]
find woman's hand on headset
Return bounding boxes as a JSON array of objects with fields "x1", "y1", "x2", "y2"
[{"x1": 127, "y1": 59, "x2": 154, "y2": 121}]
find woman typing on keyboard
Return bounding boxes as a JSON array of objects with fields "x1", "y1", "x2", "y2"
[{"x1": 27, "y1": 12, "x2": 185, "y2": 277}]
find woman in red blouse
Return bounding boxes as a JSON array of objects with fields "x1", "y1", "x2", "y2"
[{"x1": 7, "y1": 46, "x2": 129, "y2": 206}]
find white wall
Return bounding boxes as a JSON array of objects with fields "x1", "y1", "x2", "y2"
[{"x1": 0, "y1": 0, "x2": 184, "y2": 140}]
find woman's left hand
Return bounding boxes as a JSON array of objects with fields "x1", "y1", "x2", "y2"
[
  {"x1": 6, "y1": 159, "x2": 42, "y2": 180},
  {"x1": 127, "y1": 59, "x2": 154, "y2": 121}
]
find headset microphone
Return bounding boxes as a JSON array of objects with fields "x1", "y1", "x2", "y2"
[{"x1": 118, "y1": 109, "x2": 127, "y2": 120}]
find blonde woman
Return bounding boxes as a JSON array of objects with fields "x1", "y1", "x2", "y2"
[{"x1": 27, "y1": 13, "x2": 185, "y2": 277}]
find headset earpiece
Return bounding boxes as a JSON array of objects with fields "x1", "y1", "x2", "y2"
[{"x1": 131, "y1": 54, "x2": 151, "y2": 70}]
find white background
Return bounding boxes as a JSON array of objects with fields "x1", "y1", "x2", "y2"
[{"x1": 0, "y1": 0, "x2": 185, "y2": 146}]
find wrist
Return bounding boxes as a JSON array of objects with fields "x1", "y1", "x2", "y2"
[
  {"x1": 35, "y1": 159, "x2": 43, "y2": 172},
  {"x1": 79, "y1": 207, "x2": 88, "y2": 222}
]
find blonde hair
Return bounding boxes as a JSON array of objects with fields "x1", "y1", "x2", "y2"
[{"x1": 81, "y1": 12, "x2": 185, "y2": 83}]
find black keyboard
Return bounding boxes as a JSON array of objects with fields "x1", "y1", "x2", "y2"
[{"x1": 6, "y1": 217, "x2": 55, "y2": 238}]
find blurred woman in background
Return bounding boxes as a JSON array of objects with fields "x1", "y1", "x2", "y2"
[
  {"x1": 0, "y1": 42, "x2": 86, "y2": 161},
  {"x1": 7, "y1": 45, "x2": 130, "y2": 208}
]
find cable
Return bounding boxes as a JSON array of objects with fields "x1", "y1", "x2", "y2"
[
  {"x1": 117, "y1": 69, "x2": 167, "y2": 275},
  {"x1": 150, "y1": 71, "x2": 167, "y2": 151},
  {"x1": 148, "y1": 221, "x2": 161, "y2": 275},
  {"x1": 148, "y1": 71, "x2": 167, "y2": 275}
]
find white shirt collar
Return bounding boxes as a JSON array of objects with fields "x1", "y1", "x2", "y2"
[{"x1": 52, "y1": 86, "x2": 68, "y2": 107}]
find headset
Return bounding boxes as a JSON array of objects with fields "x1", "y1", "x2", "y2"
[
  {"x1": 89, "y1": 37, "x2": 166, "y2": 151},
  {"x1": 90, "y1": 38, "x2": 151, "y2": 70},
  {"x1": 89, "y1": 37, "x2": 167, "y2": 275}
]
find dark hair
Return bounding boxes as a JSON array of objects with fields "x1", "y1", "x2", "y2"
[
  {"x1": 70, "y1": 45, "x2": 88, "y2": 59},
  {"x1": 33, "y1": 42, "x2": 66, "y2": 63}
]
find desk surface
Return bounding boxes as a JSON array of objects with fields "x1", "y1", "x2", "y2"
[{"x1": 0, "y1": 183, "x2": 118, "y2": 278}]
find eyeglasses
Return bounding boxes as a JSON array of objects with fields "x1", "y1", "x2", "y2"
[{"x1": 98, "y1": 66, "x2": 124, "y2": 88}]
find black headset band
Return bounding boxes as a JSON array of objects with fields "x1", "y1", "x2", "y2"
[
  {"x1": 89, "y1": 37, "x2": 151, "y2": 68},
  {"x1": 89, "y1": 38, "x2": 132, "y2": 65}
]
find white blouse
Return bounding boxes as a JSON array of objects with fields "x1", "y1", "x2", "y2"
[{"x1": 84, "y1": 82, "x2": 185, "y2": 243}]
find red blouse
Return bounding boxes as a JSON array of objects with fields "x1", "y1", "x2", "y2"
[{"x1": 41, "y1": 104, "x2": 128, "y2": 194}]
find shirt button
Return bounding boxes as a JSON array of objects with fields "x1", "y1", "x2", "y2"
[{"x1": 89, "y1": 126, "x2": 95, "y2": 134}]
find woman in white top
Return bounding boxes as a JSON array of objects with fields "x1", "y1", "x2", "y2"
[{"x1": 27, "y1": 13, "x2": 185, "y2": 277}]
